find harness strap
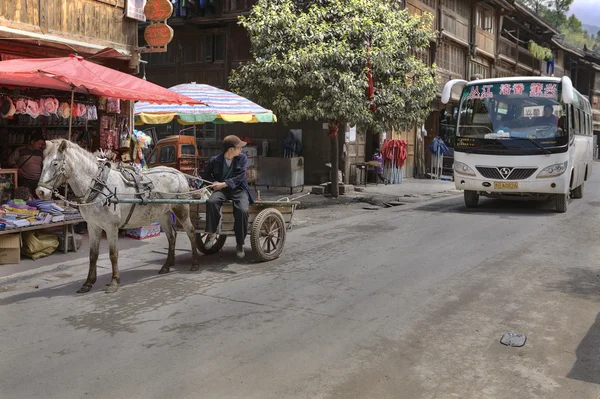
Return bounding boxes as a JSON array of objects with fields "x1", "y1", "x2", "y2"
[{"x1": 119, "y1": 166, "x2": 151, "y2": 229}]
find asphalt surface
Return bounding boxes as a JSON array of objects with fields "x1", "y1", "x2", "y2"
[{"x1": 2, "y1": 169, "x2": 600, "y2": 398}]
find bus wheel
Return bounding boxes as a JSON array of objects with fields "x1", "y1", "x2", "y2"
[
  {"x1": 464, "y1": 191, "x2": 479, "y2": 208},
  {"x1": 572, "y1": 183, "x2": 584, "y2": 199},
  {"x1": 555, "y1": 194, "x2": 568, "y2": 213}
]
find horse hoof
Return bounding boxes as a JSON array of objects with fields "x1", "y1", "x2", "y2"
[
  {"x1": 77, "y1": 285, "x2": 92, "y2": 294},
  {"x1": 158, "y1": 267, "x2": 170, "y2": 274},
  {"x1": 190, "y1": 265, "x2": 200, "y2": 272},
  {"x1": 105, "y1": 284, "x2": 119, "y2": 294}
]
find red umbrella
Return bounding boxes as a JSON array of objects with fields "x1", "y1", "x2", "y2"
[{"x1": 0, "y1": 54, "x2": 201, "y2": 105}]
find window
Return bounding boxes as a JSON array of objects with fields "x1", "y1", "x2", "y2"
[
  {"x1": 204, "y1": 34, "x2": 225, "y2": 62},
  {"x1": 202, "y1": 123, "x2": 217, "y2": 141},
  {"x1": 470, "y1": 56, "x2": 491, "y2": 79},
  {"x1": 476, "y1": 6, "x2": 494, "y2": 34},
  {"x1": 205, "y1": 36, "x2": 214, "y2": 62},
  {"x1": 438, "y1": 43, "x2": 466, "y2": 77},
  {"x1": 160, "y1": 146, "x2": 175, "y2": 163},
  {"x1": 148, "y1": 149, "x2": 158, "y2": 165},
  {"x1": 214, "y1": 35, "x2": 225, "y2": 61},
  {"x1": 181, "y1": 144, "x2": 196, "y2": 156}
]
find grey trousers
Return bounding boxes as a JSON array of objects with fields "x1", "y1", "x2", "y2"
[{"x1": 205, "y1": 188, "x2": 249, "y2": 246}]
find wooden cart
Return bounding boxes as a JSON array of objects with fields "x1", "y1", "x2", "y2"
[{"x1": 189, "y1": 200, "x2": 299, "y2": 261}]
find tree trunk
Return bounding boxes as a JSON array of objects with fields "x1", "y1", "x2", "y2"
[{"x1": 328, "y1": 123, "x2": 339, "y2": 198}]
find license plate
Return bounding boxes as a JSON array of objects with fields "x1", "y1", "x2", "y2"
[{"x1": 493, "y1": 182, "x2": 518, "y2": 189}]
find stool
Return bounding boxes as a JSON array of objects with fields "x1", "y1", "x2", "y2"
[
  {"x1": 62, "y1": 223, "x2": 79, "y2": 254},
  {"x1": 352, "y1": 163, "x2": 367, "y2": 187}
]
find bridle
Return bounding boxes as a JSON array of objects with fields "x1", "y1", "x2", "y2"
[{"x1": 37, "y1": 156, "x2": 69, "y2": 193}]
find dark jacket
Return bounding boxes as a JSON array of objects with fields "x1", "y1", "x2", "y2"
[{"x1": 202, "y1": 152, "x2": 254, "y2": 204}]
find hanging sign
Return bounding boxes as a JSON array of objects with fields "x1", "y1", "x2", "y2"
[
  {"x1": 144, "y1": 23, "x2": 174, "y2": 48},
  {"x1": 141, "y1": 0, "x2": 174, "y2": 53},
  {"x1": 126, "y1": 0, "x2": 147, "y2": 22},
  {"x1": 144, "y1": 0, "x2": 173, "y2": 20}
]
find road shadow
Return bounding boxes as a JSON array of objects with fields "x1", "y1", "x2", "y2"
[
  {"x1": 568, "y1": 312, "x2": 600, "y2": 385},
  {"x1": 547, "y1": 267, "x2": 600, "y2": 303},
  {"x1": 412, "y1": 195, "x2": 559, "y2": 216},
  {"x1": 0, "y1": 244, "x2": 266, "y2": 305},
  {"x1": 0, "y1": 268, "x2": 161, "y2": 306}
]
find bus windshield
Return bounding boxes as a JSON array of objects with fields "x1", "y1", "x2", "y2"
[{"x1": 456, "y1": 82, "x2": 569, "y2": 154}]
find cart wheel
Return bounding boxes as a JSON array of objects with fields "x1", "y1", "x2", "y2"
[
  {"x1": 251, "y1": 208, "x2": 287, "y2": 262},
  {"x1": 196, "y1": 233, "x2": 227, "y2": 255}
]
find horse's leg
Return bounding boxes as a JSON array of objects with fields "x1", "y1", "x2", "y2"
[
  {"x1": 158, "y1": 213, "x2": 176, "y2": 274},
  {"x1": 172, "y1": 205, "x2": 200, "y2": 272},
  {"x1": 105, "y1": 227, "x2": 120, "y2": 294},
  {"x1": 77, "y1": 224, "x2": 102, "y2": 294}
]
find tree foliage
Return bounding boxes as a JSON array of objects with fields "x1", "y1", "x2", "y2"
[
  {"x1": 544, "y1": 0, "x2": 574, "y2": 28},
  {"x1": 229, "y1": 0, "x2": 437, "y2": 133},
  {"x1": 522, "y1": 0, "x2": 600, "y2": 54}
]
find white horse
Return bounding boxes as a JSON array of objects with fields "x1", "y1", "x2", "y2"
[{"x1": 36, "y1": 139, "x2": 201, "y2": 293}]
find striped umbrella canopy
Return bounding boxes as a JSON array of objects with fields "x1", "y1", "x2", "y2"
[{"x1": 134, "y1": 83, "x2": 276, "y2": 125}]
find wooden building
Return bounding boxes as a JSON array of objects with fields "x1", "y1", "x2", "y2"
[
  {"x1": 142, "y1": 0, "x2": 600, "y2": 184},
  {"x1": 0, "y1": 0, "x2": 139, "y2": 72}
]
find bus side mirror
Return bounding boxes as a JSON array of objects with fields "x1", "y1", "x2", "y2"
[
  {"x1": 561, "y1": 76, "x2": 574, "y2": 104},
  {"x1": 441, "y1": 79, "x2": 468, "y2": 104}
]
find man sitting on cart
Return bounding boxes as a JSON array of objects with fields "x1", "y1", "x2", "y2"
[{"x1": 202, "y1": 135, "x2": 254, "y2": 259}]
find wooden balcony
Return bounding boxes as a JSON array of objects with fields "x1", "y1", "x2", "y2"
[
  {"x1": 475, "y1": 29, "x2": 495, "y2": 57},
  {"x1": 440, "y1": 7, "x2": 468, "y2": 44},
  {"x1": 0, "y1": 0, "x2": 137, "y2": 53},
  {"x1": 498, "y1": 36, "x2": 517, "y2": 62}
]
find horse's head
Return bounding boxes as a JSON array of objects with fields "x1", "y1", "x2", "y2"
[{"x1": 36, "y1": 140, "x2": 72, "y2": 200}]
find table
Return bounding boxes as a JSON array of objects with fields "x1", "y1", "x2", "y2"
[
  {"x1": 0, "y1": 218, "x2": 84, "y2": 254},
  {"x1": 351, "y1": 162, "x2": 381, "y2": 187}
]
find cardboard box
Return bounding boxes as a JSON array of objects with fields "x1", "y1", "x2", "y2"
[
  {"x1": 125, "y1": 222, "x2": 161, "y2": 240},
  {"x1": 0, "y1": 234, "x2": 21, "y2": 264}
]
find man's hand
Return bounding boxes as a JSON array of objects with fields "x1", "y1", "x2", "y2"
[{"x1": 211, "y1": 182, "x2": 228, "y2": 191}]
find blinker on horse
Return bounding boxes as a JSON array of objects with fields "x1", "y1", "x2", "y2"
[{"x1": 36, "y1": 139, "x2": 202, "y2": 294}]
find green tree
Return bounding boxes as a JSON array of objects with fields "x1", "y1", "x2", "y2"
[
  {"x1": 565, "y1": 14, "x2": 583, "y2": 34},
  {"x1": 545, "y1": 0, "x2": 574, "y2": 28},
  {"x1": 522, "y1": 0, "x2": 549, "y2": 14},
  {"x1": 230, "y1": 0, "x2": 437, "y2": 197}
]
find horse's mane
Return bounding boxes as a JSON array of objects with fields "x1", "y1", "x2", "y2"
[{"x1": 44, "y1": 139, "x2": 101, "y2": 166}]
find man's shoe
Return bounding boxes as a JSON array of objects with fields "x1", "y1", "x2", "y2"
[
  {"x1": 236, "y1": 245, "x2": 245, "y2": 259},
  {"x1": 204, "y1": 234, "x2": 216, "y2": 250}
]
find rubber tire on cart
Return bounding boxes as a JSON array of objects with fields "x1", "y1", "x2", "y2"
[
  {"x1": 251, "y1": 208, "x2": 287, "y2": 262},
  {"x1": 571, "y1": 183, "x2": 584, "y2": 199},
  {"x1": 555, "y1": 194, "x2": 568, "y2": 213},
  {"x1": 464, "y1": 190, "x2": 479, "y2": 208},
  {"x1": 197, "y1": 233, "x2": 227, "y2": 255}
]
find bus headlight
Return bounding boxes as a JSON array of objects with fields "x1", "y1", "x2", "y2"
[
  {"x1": 454, "y1": 161, "x2": 476, "y2": 176},
  {"x1": 537, "y1": 161, "x2": 568, "y2": 178}
]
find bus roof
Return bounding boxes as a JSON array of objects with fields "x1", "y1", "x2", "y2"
[{"x1": 465, "y1": 76, "x2": 562, "y2": 87}]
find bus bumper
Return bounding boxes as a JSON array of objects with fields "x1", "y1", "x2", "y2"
[{"x1": 455, "y1": 176, "x2": 569, "y2": 195}]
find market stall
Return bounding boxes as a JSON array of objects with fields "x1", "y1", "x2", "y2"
[
  {"x1": 134, "y1": 83, "x2": 276, "y2": 183},
  {"x1": 0, "y1": 55, "x2": 200, "y2": 264}
]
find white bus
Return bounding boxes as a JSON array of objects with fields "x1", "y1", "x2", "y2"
[{"x1": 442, "y1": 76, "x2": 593, "y2": 213}]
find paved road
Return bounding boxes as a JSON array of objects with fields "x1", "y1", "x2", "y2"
[{"x1": 2, "y1": 171, "x2": 600, "y2": 398}]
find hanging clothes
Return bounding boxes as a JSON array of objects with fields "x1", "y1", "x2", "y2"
[
  {"x1": 428, "y1": 137, "x2": 449, "y2": 155},
  {"x1": 381, "y1": 139, "x2": 408, "y2": 168}
]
